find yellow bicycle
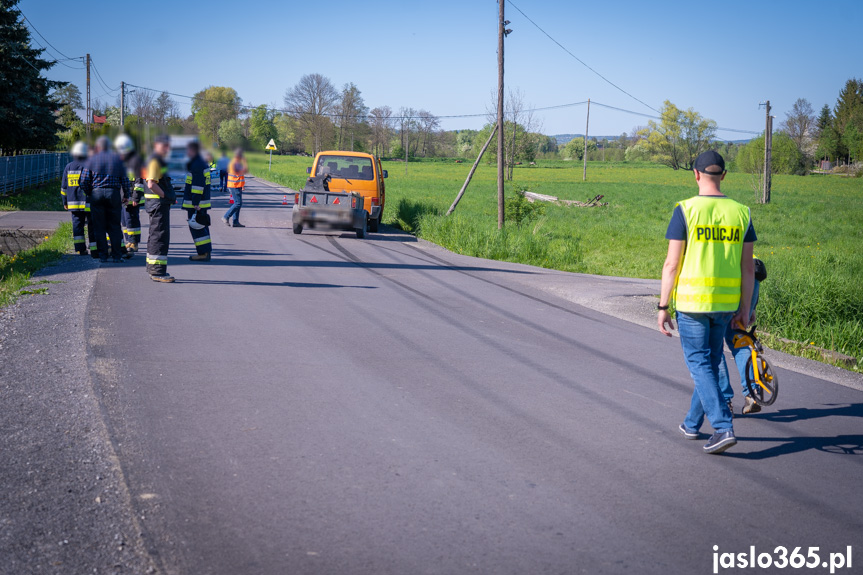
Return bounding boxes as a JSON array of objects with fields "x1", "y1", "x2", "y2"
[{"x1": 731, "y1": 326, "x2": 778, "y2": 406}]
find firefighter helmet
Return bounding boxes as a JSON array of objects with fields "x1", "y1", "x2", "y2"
[
  {"x1": 70, "y1": 141, "x2": 88, "y2": 159},
  {"x1": 114, "y1": 133, "x2": 135, "y2": 156}
]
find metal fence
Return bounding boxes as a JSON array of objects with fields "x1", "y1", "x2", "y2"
[{"x1": 0, "y1": 153, "x2": 69, "y2": 195}]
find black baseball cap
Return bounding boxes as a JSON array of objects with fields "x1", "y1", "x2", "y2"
[
  {"x1": 694, "y1": 150, "x2": 726, "y2": 175},
  {"x1": 153, "y1": 134, "x2": 170, "y2": 145}
]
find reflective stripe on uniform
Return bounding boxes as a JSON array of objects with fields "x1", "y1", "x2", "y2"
[
  {"x1": 675, "y1": 292, "x2": 742, "y2": 305},
  {"x1": 198, "y1": 202, "x2": 211, "y2": 209},
  {"x1": 182, "y1": 201, "x2": 195, "y2": 209},
  {"x1": 191, "y1": 185, "x2": 204, "y2": 194},
  {"x1": 194, "y1": 236, "x2": 211, "y2": 246},
  {"x1": 125, "y1": 227, "x2": 141, "y2": 235},
  {"x1": 67, "y1": 203, "x2": 86, "y2": 210},
  {"x1": 676, "y1": 277, "x2": 741, "y2": 288},
  {"x1": 185, "y1": 173, "x2": 192, "y2": 184},
  {"x1": 204, "y1": 171, "x2": 211, "y2": 184},
  {"x1": 146, "y1": 256, "x2": 167, "y2": 265},
  {"x1": 144, "y1": 193, "x2": 161, "y2": 199},
  {"x1": 73, "y1": 235, "x2": 85, "y2": 242}
]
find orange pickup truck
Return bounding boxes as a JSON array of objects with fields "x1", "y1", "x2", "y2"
[{"x1": 305, "y1": 151, "x2": 387, "y2": 232}]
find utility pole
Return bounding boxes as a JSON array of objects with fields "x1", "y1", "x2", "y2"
[
  {"x1": 762, "y1": 100, "x2": 772, "y2": 204},
  {"x1": 583, "y1": 98, "x2": 590, "y2": 181},
  {"x1": 120, "y1": 81, "x2": 125, "y2": 128},
  {"x1": 496, "y1": 0, "x2": 507, "y2": 229},
  {"x1": 85, "y1": 53, "x2": 91, "y2": 135},
  {"x1": 404, "y1": 116, "x2": 409, "y2": 176}
]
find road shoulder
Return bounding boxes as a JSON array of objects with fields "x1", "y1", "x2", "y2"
[{"x1": 0, "y1": 255, "x2": 156, "y2": 574}]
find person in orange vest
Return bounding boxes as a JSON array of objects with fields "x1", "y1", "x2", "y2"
[{"x1": 221, "y1": 148, "x2": 248, "y2": 228}]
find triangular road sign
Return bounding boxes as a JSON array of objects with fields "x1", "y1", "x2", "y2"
[{"x1": 265, "y1": 139, "x2": 277, "y2": 151}]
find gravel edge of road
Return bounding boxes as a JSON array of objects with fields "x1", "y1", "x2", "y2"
[{"x1": 0, "y1": 255, "x2": 157, "y2": 575}]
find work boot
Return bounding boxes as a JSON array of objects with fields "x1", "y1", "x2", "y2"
[
  {"x1": 232, "y1": 222, "x2": 245, "y2": 228},
  {"x1": 742, "y1": 396, "x2": 761, "y2": 414},
  {"x1": 122, "y1": 250, "x2": 134, "y2": 259},
  {"x1": 189, "y1": 253, "x2": 211, "y2": 262},
  {"x1": 149, "y1": 274, "x2": 175, "y2": 283}
]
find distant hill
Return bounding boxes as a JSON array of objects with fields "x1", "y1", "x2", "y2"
[{"x1": 553, "y1": 134, "x2": 622, "y2": 145}]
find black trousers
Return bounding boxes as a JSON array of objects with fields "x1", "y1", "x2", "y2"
[
  {"x1": 69, "y1": 210, "x2": 95, "y2": 254},
  {"x1": 90, "y1": 188, "x2": 123, "y2": 259},
  {"x1": 145, "y1": 200, "x2": 171, "y2": 276},
  {"x1": 122, "y1": 203, "x2": 142, "y2": 245},
  {"x1": 185, "y1": 208, "x2": 212, "y2": 255}
]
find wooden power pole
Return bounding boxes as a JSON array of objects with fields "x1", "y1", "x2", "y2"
[
  {"x1": 120, "y1": 81, "x2": 125, "y2": 128},
  {"x1": 85, "y1": 53, "x2": 91, "y2": 135},
  {"x1": 762, "y1": 100, "x2": 772, "y2": 204},
  {"x1": 496, "y1": 0, "x2": 505, "y2": 229},
  {"x1": 447, "y1": 125, "x2": 498, "y2": 215},
  {"x1": 583, "y1": 98, "x2": 590, "y2": 181}
]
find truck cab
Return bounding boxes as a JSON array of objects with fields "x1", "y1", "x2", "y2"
[{"x1": 307, "y1": 151, "x2": 387, "y2": 232}]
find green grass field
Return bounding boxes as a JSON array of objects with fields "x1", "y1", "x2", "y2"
[
  {"x1": 0, "y1": 222, "x2": 73, "y2": 308},
  {"x1": 0, "y1": 178, "x2": 65, "y2": 211},
  {"x1": 250, "y1": 154, "x2": 863, "y2": 366}
]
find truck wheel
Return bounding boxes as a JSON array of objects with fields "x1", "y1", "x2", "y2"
[
  {"x1": 292, "y1": 223, "x2": 303, "y2": 234},
  {"x1": 368, "y1": 214, "x2": 379, "y2": 233},
  {"x1": 356, "y1": 217, "x2": 367, "y2": 239}
]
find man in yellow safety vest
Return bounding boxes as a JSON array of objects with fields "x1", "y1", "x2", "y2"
[{"x1": 657, "y1": 150, "x2": 756, "y2": 454}]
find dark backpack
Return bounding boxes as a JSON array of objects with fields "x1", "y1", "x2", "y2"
[{"x1": 754, "y1": 258, "x2": 767, "y2": 282}]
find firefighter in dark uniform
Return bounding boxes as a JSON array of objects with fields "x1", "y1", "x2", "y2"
[
  {"x1": 115, "y1": 134, "x2": 144, "y2": 255},
  {"x1": 144, "y1": 135, "x2": 176, "y2": 282},
  {"x1": 61, "y1": 141, "x2": 96, "y2": 256},
  {"x1": 183, "y1": 140, "x2": 213, "y2": 261}
]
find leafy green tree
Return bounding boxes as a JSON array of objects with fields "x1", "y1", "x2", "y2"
[
  {"x1": 832, "y1": 78, "x2": 863, "y2": 160},
  {"x1": 563, "y1": 137, "x2": 596, "y2": 161},
  {"x1": 0, "y1": 0, "x2": 63, "y2": 150},
  {"x1": 218, "y1": 118, "x2": 246, "y2": 149},
  {"x1": 249, "y1": 105, "x2": 277, "y2": 149},
  {"x1": 642, "y1": 100, "x2": 717, "y2": 170},
  {"x1": 274, "y1": 113, "x2": 299, "y2": 154},
  {"x1": 192, "y1": 86, "x2": 241, "y2": 144},
  {"x1": 736, "y1": 132, "x2": 803, "y2": 175}
]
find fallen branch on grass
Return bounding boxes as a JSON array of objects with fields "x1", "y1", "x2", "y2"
[{"x1": 523, "y1": 192, "x2": 608, "y2": 207}]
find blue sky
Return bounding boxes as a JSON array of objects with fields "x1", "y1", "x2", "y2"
[{"x1": 21, "y1": 0, "x2": 863, "y2": 139}]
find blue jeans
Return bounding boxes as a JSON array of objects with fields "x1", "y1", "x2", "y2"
[
  {"x1": 719, "y1": 281, "x2": 761, "y2": 401},
  {"x1": 678, "y1": 312, "x2": 735, "y2": 434},
  {"x1": 223, "y1": 187, "x2": 242, "y2": 223}
]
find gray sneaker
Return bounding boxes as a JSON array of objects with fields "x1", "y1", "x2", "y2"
[
  {"x1": 678, "y1": 424, "x2": 699, "y2": 440},
  {"x1": 222, "y1": 217, "x2": 231, "y2": 227},
  {"x1": 703, "y1": 430, "x2": 737, "y2": 454},
  {"x1": 743, "y1": 395, "x2": 762, "y2": 414}
]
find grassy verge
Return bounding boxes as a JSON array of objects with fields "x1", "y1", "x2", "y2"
[
  {"x1": 0, "y1": 222, "x2": 73, "y2": 308},
  {"x1": 0, "y1": 178, "x2": 65, "y2": 211},
  {"x1": 247, "y1": 153, "x2": 863, "y2": 369}
]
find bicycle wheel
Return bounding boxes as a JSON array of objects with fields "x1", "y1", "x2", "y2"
[{"x1": 745, "y1": 354, "x2": 778, "y2": 406}]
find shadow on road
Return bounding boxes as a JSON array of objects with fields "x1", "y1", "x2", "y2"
[
  {"x1": 752, "y1": 403, "x2": 863, "y2": 423},
  {"x1": 167, "y1": 258, "x2": 537, "y2": 274},
  {"x1": 176, "y1": 278, "x2": 377, "y2": 288},
  {"x1": 725, "y1": 434, "x2": 863, "y2": 460}
]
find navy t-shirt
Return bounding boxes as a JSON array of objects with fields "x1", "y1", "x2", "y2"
[{"x1": 665, "y1": 198, "x2": 757, "y2": 242}]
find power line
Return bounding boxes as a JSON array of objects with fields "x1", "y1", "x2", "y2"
[
  {"x1": 507, "y1": 1, "x2": 660, "y2": 115},
  {"x1": 19, "y1": 11, "x2": 84, "y2": 70},
  {"x1": 90, "y1": 59, "x2": 119, "y2": 94}
]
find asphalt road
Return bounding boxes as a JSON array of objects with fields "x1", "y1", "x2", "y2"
[{"x1": 80, "y1": 177, "x2": 862, "y2": 574}]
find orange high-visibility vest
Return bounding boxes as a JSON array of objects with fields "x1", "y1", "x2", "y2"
[{"x1": 227, "y1": 158, "x2": 247, "y2": 189}]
